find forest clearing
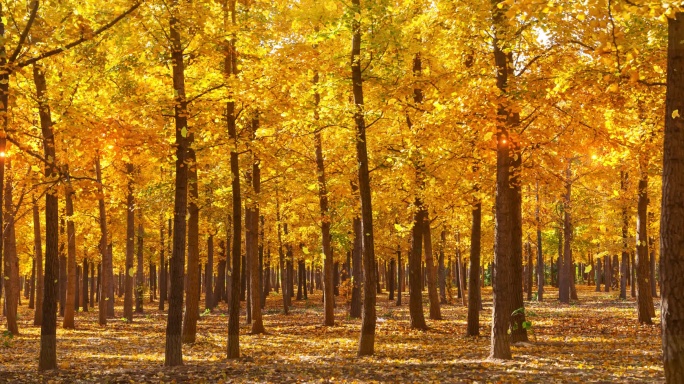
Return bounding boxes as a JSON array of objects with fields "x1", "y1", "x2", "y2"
[
  {"x1": 2, "y1": 287, "x2": 663, "y2": 383},
  {"x1": 0, "y1": 0, "x2": 683, "y2": 382}
]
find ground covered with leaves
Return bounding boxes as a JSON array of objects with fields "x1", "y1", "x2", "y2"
[{"x1": 1, "y1": 285, "x2": 663, "y2": 383}]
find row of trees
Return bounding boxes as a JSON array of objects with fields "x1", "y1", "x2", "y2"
[{"x1": 0, "y1": 0, "x2": 681, "y2": 381}]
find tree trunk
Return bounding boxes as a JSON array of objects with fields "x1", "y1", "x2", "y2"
[
  {"x1": 4, "y1": 159, "x2": 19, "y2": 335},
  {"x1": 63, "y1": 175, "x2": 77, "y2": 329},
  {"x1": 33, "y1": 199, "x2": 44, "y2": 326},
  {"x1": 604, "y1": 256, "x2": 611, "y2": 293},
  {"x1": 536, "y1": 181, "x2": 544, "y2": 301},
  {"x1": 182, "y1": 138, "x2": 200, "y2": 343},
  {"x1": 650, "y1": 237, "x2": 658, "y2": 297},
  {"x1": 135, "y1": 213, "x2": 144, "y2": 313},
  {"x1": 636, "y1": 172, "x2": 654, "y2": 324},
  {"x1": 225, "y1": 0, "x2": 242, "y2": 359},
  {"x1": 82, "y1": 258, "x2": 88, "y2": 312},
  {"x1": 29, "y1": 257, "x2": 36, "y2": 310},
  {"x1": 467, "y1": 195, "x2": 482, "y2": 337},
  {"x1": 206, "y1": 235, "x2": 214, "y2": 310},
  {"x1": 95, "y1": 153, "x2": 113, "y2": 324},
  {"x1": 408, "y1": 206, "x2": 427, "y2": 330},
  {"x1": 34, "y1": 63, "x2": 59, "y2": 370},
  {"x1": 59, "y1": 225, "x2": 66, "y2": 317},
  {"x1": 351, "y1": 0, "x2": 377, "y2": 356},
  {"x1": 164, "y1": 2, "x2": 191, "y2": 365},
  {"x1": 456, "y1": 232, "x2": 466, "y2": 307},
  {"x1": 159, "y1": 219, "x2": 166, "y2": 311},
  {"x1": 350, "y1": 208, "x2": 362, "y2": 318},
  {"x1": 276, "y1": 201, "x2": 288, "y2": 315},
  {"x1": 438, "y1": 231, "x2": 446, "y2": 304},
  {"x1": 123, "y1": 163, "x2": 135, "y2": 323},
  {"x1": 490, "y1": 0, "x2": 517, "y2": 356},
  {"x1": 559, "y1": 164, "x2": 572, "y2": 304},
  {"x1": 396, "y1": 247, "x2": 402, "y2": 306},
  {"x1": 247, "y1": 119, "x2": 264, "y2": 334},
  {"x1": 660, "y1": 13, "x2": 684, "y2": 382}
]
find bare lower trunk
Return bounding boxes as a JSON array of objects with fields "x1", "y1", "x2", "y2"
[{"x1": 636, "y1": 173, "x2": 654, "y2": 324}]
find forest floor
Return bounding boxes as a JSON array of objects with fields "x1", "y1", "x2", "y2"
[{"x1": 1, "y1": 285, "x2": 663, "y2": 383}]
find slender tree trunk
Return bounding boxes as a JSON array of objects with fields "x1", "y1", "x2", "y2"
[
  {"x1": 182, "y1": 138, "x2": 200, "y2": 343},
  {"x1": 650, "y1": 237, "x2": 658, "y2": 297},
  {"x1": 534, "y1": 180, "x2": 545, "y2": 301},
  {"x1": 225, "y1": 0, "x2": 242, "y2": 359},
  {"x1": 59, "y1": 222, "x2": 66, "y2": 317},
  {"x1": 247, "y1": 117, "x2": 264, "y2": 334},
  {"x1": 34, "y1": 64, "x2": 59, "y2": 370},
  {"x1": 620, "y1": 171, "x2": 629, "y2": 300},
  {"x1": 350, "y1": 213, "x2": 362, "y2": 318},
  {"x1": 409, "y1": 206, "x2": 427, "y2": 330},
  {"x1": 136, "y1": 214, "x2": 144, "y2": 313},
  {"x1": 351, "y1": 0, "x2": 377, "y2": 355},
  {"x1": 4, "y1": 160, "x2": 18, "y2": 334},
  {"x1": 559, "y1": 164, "x2": 572, "y2": 304},
  {"x1": 467, "y1": 194, "x2": 482, "y2": 337},
  {"x1": 159, "y1": 219, "x2": 166, "y2": 311},
  {"x1": 509, "y1": 142, "x2": 527, "y2": 343},
  {"x1": 124, "y1": 163, "x2": 135, "y2": 323},
  {"x1": 33, "y1": 199, "x2": 44, "y2": 326},
  {"x1": 396, "y1": 247, "x2": 402, "y2": 306},
  {"x1": 636, "y1": 171, "x2": 654, "y2": 324},
  {"x1": 438, "y1": 231, "x2": 446, "y2": 304},
  {"x1": 313, "y1": 88, "x2": 334, "y2": 325},
  {"x1": 95, "y1": 153, "x2": 113, "y2": 324},
  {"x1": 206, "y1": 235, "x2": 214, "y2": 310},
  {"x1": 604, "y1": 256, "x2": 611, "y2": 293},
  {"x1": 526, "y1": 240, "x2": 533, "y2": 301},
  {"x1": 456, "y1": 232, "x2": 466, "y2": 307},
  {"x1": 276, "y1": 199, "x2": 287, "y2": 315},
  {"x1": 82, "y1": 258, "x2": 88, "y2": 312},
  {"x1": 165, "y1": 1, "x2": 191, "y2": 365},
  {"x1": 29, "y1": 257, "x2": 36, "y2": 309},
  {"x1": 423, "y1": 218, "x2": 441, "y2": 318},
  {"x1": 63, "y1": 175, "x2": 77, "y2": 329}
]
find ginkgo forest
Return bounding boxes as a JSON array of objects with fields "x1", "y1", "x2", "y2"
[{"x1": 0, "y1": 0, "x2": 683, "y2": 382}]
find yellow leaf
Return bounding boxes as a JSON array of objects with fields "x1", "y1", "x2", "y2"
[{"x1": 672, "y1": 109, "x2": 680, "y2": 119}]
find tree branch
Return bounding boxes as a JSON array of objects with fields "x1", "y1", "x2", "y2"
[
  {"x1": 18, "y1": 1, "x2": 143, "y2": 68},
  {"x1": 8, "y1": 0, "x2": 39, "y2": 63}
]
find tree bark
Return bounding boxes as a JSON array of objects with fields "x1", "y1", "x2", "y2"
[
  {"x1": 124, "y1": 163, "x2": 135, "y2": 323},
  {"x1": 467, "y1": 194, "x2": 482, "y2": 337},
  {"x1": 409, "y1": 206, "x2": 427, "y2": 330},
  {"x1": 205, "y1": 235, "x2": 214, "y2": 310},
  {"x1": 350, "y1": 213, "x2": 362, "y2": 318},
  {"x1": 33, "y1": 199, "x2": 44, "y2": 326},
  {"x1": 95, "y1": 153, "x2": 113, "y2": 324},
  {"x1": 4, "y1": 159, "x2": 18, "y2": 335},
  {"x1": 396, "y1": 247, "x2": 402, "y2": 306},
  {"x1": 247, "y1": 116, "x2": 264, "y2": 334},
  {"x1": 559, "y1": 163, "x2": 572, "y2": 304},
  {"x1": 136, "y1": 213, "x2": 144, "y2": 313},
  {"x1": 34, "y1": 63, "x2": 59, "y2": 370},
  {"x1": 536, "y1": 180, "x2": 544, "y2": 301},
  {"x1": 165, "y1": 0, "x2": 190, "y2": 365},
  {"x1": 159, "y1": 218, "x2": 166, "y2": 311},
  {"x1": 636, "y1": 172, "x2": 654, "y2": 324},
  {"x1": 660, "y1": 13, "x2": 684, "y2": 382},
  {"x1": 182, "y1": 137, "x2": 200, "y2": 343},
  {"x1": 423, "y1": 217, "x2": 441, "y2": 319},
  {"x1": 438, "y1": 232, "x2": 446, "y2": 304},
  {"x1": 82, "y1": 258, "x2": 88, "y2": 311},
  {"x1": 490, "y1": 0, "x2": 519, "y2": 356},
  {"x1": 225, "y1": 0, "x2": 242, "y2": 359},
  {"x1": 351, "y1": 0, "x2": 377, "y2": 356},
  {"x1": 63, "y1": 174, "x2": 77, "y2": 329}
]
